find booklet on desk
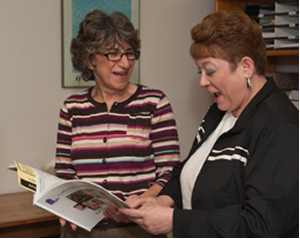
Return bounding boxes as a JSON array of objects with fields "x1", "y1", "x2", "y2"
[{"x1": 8, "y1": 161, "x2": 130, "y2": 232}]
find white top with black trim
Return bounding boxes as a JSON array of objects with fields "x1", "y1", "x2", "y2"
[{"x1": 180, "y1": 111, "x2": 237, "y2": 209}]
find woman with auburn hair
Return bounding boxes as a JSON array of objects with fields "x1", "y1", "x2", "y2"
[{"x1": 121, "y1": 10, "x2": 299, "y2": 238}]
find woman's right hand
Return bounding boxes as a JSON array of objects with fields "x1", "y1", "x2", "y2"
[
  {"x1": 59, "y1": 218, "x2": 77, "y2": 230},
  {"x1": 119, "y1": 196, "x2": 174, "y2": 235}
]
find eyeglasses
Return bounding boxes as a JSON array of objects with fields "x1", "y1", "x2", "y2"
[{"x1": 97, "y1": 51, "x2": 140, "y2": 61}]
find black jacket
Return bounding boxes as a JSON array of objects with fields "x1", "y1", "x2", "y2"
[{"x1": 160, "y1": 78, "x2": 299, "y2": 237}]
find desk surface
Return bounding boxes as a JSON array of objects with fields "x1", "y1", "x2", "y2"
[{"x1": 0, "y1": 191, "x2": 58, "y2": 228}]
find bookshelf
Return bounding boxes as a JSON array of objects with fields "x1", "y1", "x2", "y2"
[{"x1": 214, "y1": 0, "x2": 299, "y2": 73}]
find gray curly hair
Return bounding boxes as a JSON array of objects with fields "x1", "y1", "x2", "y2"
[{"x1": 70, "y1": 9, "x2": 140, "y2": 81}]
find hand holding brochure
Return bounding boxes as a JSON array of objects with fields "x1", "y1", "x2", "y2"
[{"x1": 8, "y1": 161, "x2": 130, "y2": 231}]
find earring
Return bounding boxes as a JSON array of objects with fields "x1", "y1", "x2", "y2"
[{"x1": 247, "y1": 77, "x2": 252, "y2": 88}]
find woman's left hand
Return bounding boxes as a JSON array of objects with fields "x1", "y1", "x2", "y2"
[
  {"x1": 103, "y1": 194, "x2": 140, "y2": 223},
  {"x1": 104, "y1": 205, "x2": 132, "y2": 224}
]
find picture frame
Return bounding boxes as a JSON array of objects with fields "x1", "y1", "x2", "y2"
[{"x1": 62, "y1": 0, "x2": 140, "y2": 88}]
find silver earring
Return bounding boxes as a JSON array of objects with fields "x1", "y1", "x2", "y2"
[{"x1": 247, "y1": 78, "x2": 252, "y2": 88}]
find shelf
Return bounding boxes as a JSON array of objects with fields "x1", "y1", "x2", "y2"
[
  {"x1": 267, "y1": 49, "x2": 299, "y2": 56},
  {"x1": 215, "y1": 0, "x2": 299, "y2": 12},
  {"x1": 255, "y1": 11, "x2": 299, "y2": 18},
  {"x1": 215, "y1": 0, "x2": 277, "y2": 12},
  {"x1": 261, "y1": 23, "x2": 299, "y2": 28},
  {"x1": 215, "y1": 0, "x2": 299, "y2": 73}
]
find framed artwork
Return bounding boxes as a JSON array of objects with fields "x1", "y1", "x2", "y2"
[{"x1": 62, "y1": 0, "x2": 140, "y2": 88}]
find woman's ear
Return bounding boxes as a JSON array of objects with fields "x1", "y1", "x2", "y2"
[
  {"x1": 85, "y1": 55, "x2": 95, "y2": 70},
  {"x1": 240, "y1": 56, "x2": 255, "y2": 78}
]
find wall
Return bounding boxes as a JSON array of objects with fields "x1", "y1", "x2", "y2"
[
  {"x1": 0, "y1": 0, "x2": 214, "y2": 194},
  {"x1": 139, "y1": 0, "x2": 214, "y2": 160}
]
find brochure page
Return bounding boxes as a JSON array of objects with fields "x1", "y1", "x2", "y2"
[
  {"x1": 9, "y1": 161, "x2": 130, "y2": 231},
  {"x1": 34, "y1": 180, "x2": 113, "y2": 231}
]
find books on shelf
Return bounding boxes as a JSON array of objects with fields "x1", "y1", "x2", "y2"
[
  {"x1": 286, "y1": 89, "x2": 299, "y2": 101},
  {"x1": 285, "y1": 89, "x2": 299, "y2": 109},
  {"x1": 261, "y1": 23, "x2": 299, "y2": 29},
  {"x1": 262, "y1": 32, "x2": 276, "y2": 38},
  {"x1": 245, "y1": 1, "x2": 299, "y2": 50},
  {"x1": 277, "y1": 42, "x2": 299, "y2": 49}
]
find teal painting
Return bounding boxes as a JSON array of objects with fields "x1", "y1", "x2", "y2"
[{"x1": 72, "y1": 0, "x2": 132, "y2": 38}]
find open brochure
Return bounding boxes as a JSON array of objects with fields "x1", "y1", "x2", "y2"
[{"x1": 8, "y1": 161, "x2": 130, "y2": 232}]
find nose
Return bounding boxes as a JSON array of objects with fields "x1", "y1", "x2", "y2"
[
  {"x1": 199, "y1": 74, "x2": 209, "y2": 88},
  {"x1": 118, "y1": 54, "x2": 131, "y2": 68}
]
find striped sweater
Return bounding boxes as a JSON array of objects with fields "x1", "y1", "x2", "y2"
[{"x1": 54, "y1": 84, "x2": 180, "y2": 200}]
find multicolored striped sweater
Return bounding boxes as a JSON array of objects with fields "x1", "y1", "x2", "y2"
[{"x1": 54, "y1": 85, "x2": 180, "y2": 201}]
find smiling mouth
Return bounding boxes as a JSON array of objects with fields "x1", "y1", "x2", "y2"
[
  {"x1": 114, "y1": 72, "x2": 127, "y2": 76},
  {"x1": 212, "y1": 92, "x2": 221, "y2": 101}
]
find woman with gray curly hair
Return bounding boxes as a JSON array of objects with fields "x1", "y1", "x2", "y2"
[
  {"x1": 71, "y1": 10, "x2": 141, "y2": 83},
  {"x1": 55, "y1": 9, "x2": 180, "y2": 237}
]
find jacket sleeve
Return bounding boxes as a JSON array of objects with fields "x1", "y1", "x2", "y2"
[
  {"x1": 158, "y1": 161, "x2": 184, "y2": 208},
  {"x1": 172, "y1": 121, "x2": 299, "y2": 237},
  {"x1": 159, "y1": 135, "x2": 201, "y2": 207}
]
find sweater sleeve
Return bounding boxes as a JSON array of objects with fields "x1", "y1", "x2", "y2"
[
  {"x1": 150, "y1": 94, "x2": 181, "y2": 187},
  {"x1": 172, "y1": 121, "x2": 299, "y2": 238},
  {"x1": 54, "y1": 102, "x2": 77, "y2": 180}
]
